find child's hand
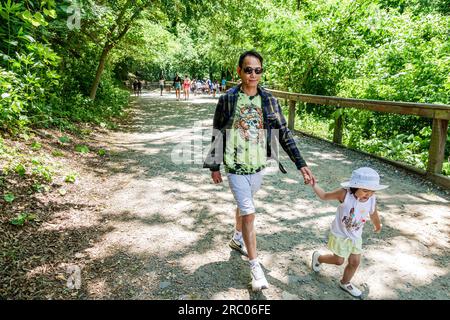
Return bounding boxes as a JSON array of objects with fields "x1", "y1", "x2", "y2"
[{"x1": 374, "y1": 224, "x2": 382, "y2": 233}]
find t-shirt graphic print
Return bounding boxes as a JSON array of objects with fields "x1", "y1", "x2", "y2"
[{"x1": 225, "y1": 92, "x2": 267, "y2": 175}]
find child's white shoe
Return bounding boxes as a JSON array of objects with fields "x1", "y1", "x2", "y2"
[
  {"x1": 339, "y1": 282, "x2": 362, "y2": 297},
  {"x1": 311, "y1": 251, "x2": 321, "y2": 272}
]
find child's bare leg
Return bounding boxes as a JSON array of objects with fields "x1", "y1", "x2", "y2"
[
  {"x1": 318, "y1": 254, "x2": 345, "y2": 265},
  {"x1": 341, "y1": 254, "x2": 361, "y2": 283}
]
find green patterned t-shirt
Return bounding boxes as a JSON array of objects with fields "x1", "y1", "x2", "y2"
[{"x1": 224, "y1": 92, "x2": 267, "y2": 175}]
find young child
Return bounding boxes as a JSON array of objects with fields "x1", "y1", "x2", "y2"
[{"x1": 310, "y1": 167, "x2": 388, "y2": 298}]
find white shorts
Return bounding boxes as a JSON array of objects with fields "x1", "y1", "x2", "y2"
[{"x1": 227, "y1": 171, "x2": 263, "y2": 215}]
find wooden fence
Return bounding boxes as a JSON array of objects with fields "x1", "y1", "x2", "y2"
[{"x1": 227, "y1": 81, "x2": 450, "y2": 189}]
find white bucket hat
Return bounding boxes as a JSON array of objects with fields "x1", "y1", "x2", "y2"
[{"x1": 341, "y1": 167, "x2": 389, "y2": 191}]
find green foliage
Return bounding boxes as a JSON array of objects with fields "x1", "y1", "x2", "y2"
[
  {"x1": 354, "y1": 133, "x2": 430, "y2": 169},
  {"x1": 0, "y1": 0, "x2": 132, "y2": 132},
  {"x1": 378, "y1": 0, "x2": 450, "y2": 15},
  {"x1": 75, "y1": 145, "x2": 89, "y2": 153},
  {"x1": 290, "y1": 111, "x2": 334, "y2": 140},
  {"x1": 59, "y1": 136, "x2": 70, "y2": 144},
  {"x1": 10, "y1": 212, "x2": 37, "y2": 226},
  {"x1": 443, "y1": 162, "x2": 450, "y2": 176},
  {"x1": 65, "y1": 173, "x2": 77, "y2": 183},
  {"x1": 4, "y1": 192, "x2": 15, "y2": 203},
  {"x1": 0, "y1": 0, "x2": 60, "y2": 132},
  {"x1": 31, "y1": 141, "x2": 42, "y2": 150},
  {"x1": 52, "y1": 149, "x2": 64, "y2": 157},
  {"x1": 337, "y1": 11, "x2": 450, "y2": 105},
  {"x1": 261, "y1": 0, "x2": 449, "y2": 175},
  {"x1": 0, "y1": 0, "x2": 448, "y2": 177},
  {"x1": 31, "y1": 158, "x2": 53, "y2": 182},
  {"x1": 32, "y1": 183, "x2": 46, "y2": 193},
  {"x1": 14, "y1": 163, "x2": 26, "y2": 176}
]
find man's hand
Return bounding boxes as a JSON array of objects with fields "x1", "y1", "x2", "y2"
[
  {"x1": 211, "y1": 171, "x2": 223, "y2": 184},
  {"x1": 300, "y1": 166, "x2": 316, "y2": 185}
]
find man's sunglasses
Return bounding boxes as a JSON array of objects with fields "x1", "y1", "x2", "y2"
[{"x1": 243, "y1": 67, "x2": 264, "y2": 75}]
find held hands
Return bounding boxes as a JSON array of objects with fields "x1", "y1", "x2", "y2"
[
  {"x1": 211, "y1": 171, "x2": 223, "y2": 184},
  {"x1": 213, "y1": 167, "x2": 316, "y2": 185},
  {"x1": 300, "y1": 166, "x2": 316, "y2": 186}
]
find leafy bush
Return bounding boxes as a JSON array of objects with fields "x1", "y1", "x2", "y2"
[
  {"x1": 65, "y1": 173, "x2": 77, "y2": 183},
  {"x1": 10, "y1": 212, "x2": 37, "y2": 226},
  {"x1": 0, "y1": 0, "x2": 60, "y2": 132},
  {"x1": 75, "y1": 145, "x2": 89, "y2": 153},
  {"x1": 3, "y1": 193, "x2": 15, "y2": 203},
  {"x1": 0, "y1": 1, "x2": 130, "y2": 133},
  {"x1": 442, "y1": 162, "x2": 450, "y2": 176}
]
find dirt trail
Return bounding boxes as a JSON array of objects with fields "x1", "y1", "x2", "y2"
[
  {"x1": 4, "y1": 91, "x2": 448, "y2": 300},
  {"x1": 80, "y1": 91, "x2": 448, "y2": 300}
]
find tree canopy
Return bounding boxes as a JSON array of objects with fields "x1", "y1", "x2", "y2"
[{"x1": 1, "y1": 0, "x2": 449, "y2": 173}]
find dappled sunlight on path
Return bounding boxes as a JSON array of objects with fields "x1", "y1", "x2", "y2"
[{"x1": 83, "y1": 91, "x2": 448, "y2": 300}]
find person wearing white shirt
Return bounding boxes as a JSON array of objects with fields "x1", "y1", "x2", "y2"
[{"x1": 310, "y1": 167, "x2": 388, "y2": 298}]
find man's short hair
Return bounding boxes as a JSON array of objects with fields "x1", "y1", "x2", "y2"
[{"x1": 238, "y1": 50, "x2": 263, "y2": 68}]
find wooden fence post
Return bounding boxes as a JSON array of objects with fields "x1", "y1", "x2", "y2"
[
  {"x1": 288, "y1": 100, "x2": 296, "y2": 130},
  {"x1": 427, "y1": 118, "x2": 448, "y2": 174},
  {"x1": 333, "y1": 109, "x2": 343, "y2": 145}
]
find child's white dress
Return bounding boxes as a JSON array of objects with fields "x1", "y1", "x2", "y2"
[{"x1": 330, "y1": 189, "x2": 376, "y2": 243}]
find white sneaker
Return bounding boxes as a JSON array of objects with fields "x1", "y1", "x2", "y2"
[
  {"x1": 311, "y1": 251, "x2": 321, "y2": 272},
  {"x1": 250, "y1": 264, "x2": 269, "y2": 291},
  {"x1": 229, "y1": 238, "x2": 248, "y2": 256},
  {"x1": 339, "y1": 282, "x2": 362, "y2": 297}
]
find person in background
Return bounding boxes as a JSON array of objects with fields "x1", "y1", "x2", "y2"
[
  {"x1": 173, "y1": 74, "x2": 182, "y2": 101},
  {"x1": 137, "y1": 79, "x2": 142, "y2": 96},
  {"x1": 212, "y1": 80, "x2": 219, "y2": 98},
  {"x1": 133, "y1": 79, "x2": 138, "y2": 96},
  {"x1": 183, "y1": 75, "x2": 191, "y2": 100},
  {"x1": 221, "y1": 77, "x2": 227, "y2": 92},
  {"x1": 159, "y1": 76, "x2": 165, "y2": 96}
]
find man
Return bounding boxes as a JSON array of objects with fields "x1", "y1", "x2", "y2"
[
  {"x1": 203, "y1": 50, "x2": 315, "y2": 291},
  {"x1": 133, "y1": 79, "x2": 138, "y2": 96},
  {"x1": 137, "y1": 79, "x2": 142, "y2": 96}
]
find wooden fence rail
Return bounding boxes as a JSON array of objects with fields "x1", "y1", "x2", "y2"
[{"x1": 226, "y1": 81, "x2": 450, "y2": 189}]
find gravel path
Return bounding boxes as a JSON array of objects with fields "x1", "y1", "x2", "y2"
[
  {"x1": 75, "y1": 91, "x2": 448, "y2": 300},
  {"x1": 11, "y1": 91, "x2": 446, "y2": 300}
]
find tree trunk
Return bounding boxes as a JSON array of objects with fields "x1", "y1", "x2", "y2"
[
  {"x1": 89, "y1": 45, "x2": 112, "y2": 100},
  {"x1": 88, "y1": 4, "x2": 142, "y2": 101}
]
